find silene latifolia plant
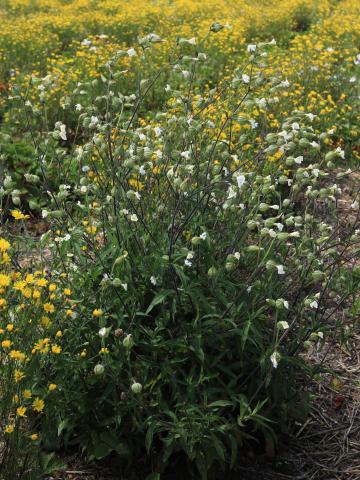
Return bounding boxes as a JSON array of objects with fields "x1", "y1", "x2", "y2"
[{"x1": 0, "y1": 28, "x2": 359, "y2": 479}]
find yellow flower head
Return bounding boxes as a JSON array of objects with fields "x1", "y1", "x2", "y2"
[
  {"x1": 32, "y1": 398, "x2": 44, "y2": 413},
  {"x1": 0, "y1": 274, "x2": 10, "y2": 288},
  {"x1": 0, "y1": 238, "x2": 10, "y2": 252},
  {"x1": 23, "y1": 389, "x2": 32, "y2": 399},
  {"x1": 11, "y1": 210, "x2": 30, "y2": 221},
  {"x1": 17, "y1": 406, "x2": 27, "y2": 417},
  {"x1": 51, "y1": 344, "x2": 62, "y2": 354},
  {"x1": 14, "y1": 369, "x2": 25, "y2": 382}
]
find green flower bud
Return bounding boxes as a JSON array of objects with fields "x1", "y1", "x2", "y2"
[
  {"x1": 247, "y1": 220, "x2": 258, "y2": 230},
  {"x1": 112, "y1": 278, "x2": 122, "y2": 287},
  {"x1": 325, "y1": 151, "x2": 337, "y2": 162},
  {"x1": 94, "y1": 364, "x2": 105, "y2": 375},
  {"x1": 207, "y1": 266, "x2": 218, "y2": 277},
  {"x1": 246, "y1": 245, "x2": 262, "y2": 252},
  {"x1": 259, "y1": 203, "x2": 269, "y2": 212},
  {"x1": 311, "y1": 270, "x2": 325, "y2": 281},
  {"x1": 225, "y1": 262, "x2": 236, "y2": 271},
  {"x1": 131, "y1": 382, "x2": 142, "y2": 394},
  {"x1": 123, "y1": 334, "x2": 133, "y2": 349},
  {"x1": 191, "y1": 236, "x2": 202, "y2": 246}
]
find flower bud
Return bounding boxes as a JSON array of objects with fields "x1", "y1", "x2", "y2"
[
  {"x1": 131, "y1": 382, "x2": 142, "y2": 394},
  {"x1": 205, "y1": 263, "x2": 217, "y2": 277},
  {"x1": 115, "y1": 328, "x2": 124, "y2": 338},
  {"x1": 191, "y1": 236, "x2": 202, "y2": 246},
  {"x1": 123, "y1": 334, "x2": 133, "y2": 349},
  {"x1": 112, "y1": 278, "x2": 122, "y2": 287},
  {"x1": 94, "y1": 364, "x2": 105, "y2": 376}
]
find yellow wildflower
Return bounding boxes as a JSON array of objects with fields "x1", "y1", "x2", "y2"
[
  {"x1": 17, "y1": 406, "x2": 27, "y2": 417},
  {"x1": 32, "y1": 398, "x2": 44, "y2": 413}
]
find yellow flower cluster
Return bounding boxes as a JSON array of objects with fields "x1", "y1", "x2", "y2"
[{"x1": 0, "y1": 237, "x2": 65, "y2": 439}]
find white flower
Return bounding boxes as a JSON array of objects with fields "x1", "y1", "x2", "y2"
[
  {"x1": 188, "y1": 37, "x2": 196, "y2": 45},
  {"x1": 270, "y1": 205, "x2": 280, "y2": 210},
  {"x1": 276, "y1": 265, "x2": 285, "y2": 275},
  {"x1": 154, "y1": 126, "x2": 162, "y2": 137},
  {"x1": 236, "y1": 174, "x2": 246, "y2": 188},
  {"x1": 305, "y1": 113, "x2": 316, "y2": 121},
  {"x1": 121, "y1": 283, "x2": 128, "y2": 291},
  {"x1": 312, "y1": 168, "x2": 320, "y2": 178},
  {"x1": 59, "y1": 124, "x2": 67, "y2": 141},
  {"x1": 184, "y1": 259, "x2": 192, "y2": 267},
  {"x1": 310, "y1": 141, "x2": 320, "y2": 149},
  {"x1": 80, "y1": 185, "x2": 87, "y2": 193},
  {"x1": 257, "y1": 97, "x2": 267, "y2": 109},
  {"x1": 181, "y1": 150, "x2": 191, "y2": 160},
  {"x1": 81, "y1": 38, "x2": 91, "y2": 46},
  {"x1": 234, "y1": 252, "x2": 240, "y2": 260},
  {"x1": 242, "y1": 74, "x2": 250, "y2": 84},
  {"x1": 200, "y1": 232, "x2": 207, "y2": 240},
  {"x1": 227, "y1": 186, "x2": 237, "y2": 199},
  {"x1": 310, "y1": 300, "x2": 318, "y2": 309},
  {"x1": 127, "y1": 48, "x2": 137, "y2": 57},
  {"x1": 42, "y1": 209, "x2": 49, "y2": 218},
  {"x1": 247, "y1": 44, "x2": 257, "y2": 52},
  {"x1": 182, "y1": 70, "x2": 190, "y2": 79},
  {"x1": 277, "y1": 321, "x2": 289, "y2": 330},
  {"x1": 291, "y1": 122, "x2": 300, "y2": 130},
  {"x1": 150, "y1": 276, "x2": 157, "y2": 286},
  {"x1": 335, "y1": 147, "x2": 345, "y2": 159},
  {"x1": 283, "y1": 300, "x2": 289, "y2": 309},
  {"x1": 269, "y1": 229, "x2": 277, "y2": 238},
  {"x1": 274, "y1": 223, "x2": 284, "y2": 231},
  {"x1": 351, "y1": 200, "x2": 359, "y2": 209},
  {"x1": 82, "y1": 165, "x2": 90, "y2": 172},
  {"x1": 294, "y1": 156, "x2": 303, "y2": 164},
  {"x1": 98, "y1": 327, "x2": 107, "y2": 338},
  {"x1": 130, "y1": 214, "x2": 138, "y2": 222},
  {"x1": 139, "y1": 165, "x2": 146, "y2": 176},
  {"x1": 270, "y1": 351, "x2": 281, "y2": 369},
  {"x1": 281, "y1": 79, "x2": 290, "y2": 87},
  {"x1": 250, "y1": 119, "x2": 258, "y2": 129}
]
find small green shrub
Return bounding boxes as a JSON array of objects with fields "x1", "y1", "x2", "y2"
[{"x1": 1, "y1": 33, "x2": 359, "y2": 480}]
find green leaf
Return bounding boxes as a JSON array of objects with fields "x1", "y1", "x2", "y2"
[
  {"x1": 146, "y1": 289, "x2": 175, "y2": 314},
  {"x1": 145, "y1": 474, "x2": 160, "y2": 480},
  {"x1": 39, "y1": 452, "x2": 66, "y2": 475},
  {"x1": 208, "y1": 400, "x2": 233, "y2": 408},
  {"x1": 145, "y1": 424, "x2": 156, "y2": 454}
]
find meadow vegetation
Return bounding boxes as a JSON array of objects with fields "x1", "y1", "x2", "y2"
[{"x1": 0, "y1": 0, "x2": 359, "y2": 478}]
